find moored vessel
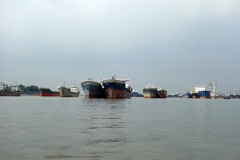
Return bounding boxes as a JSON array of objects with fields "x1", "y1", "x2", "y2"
[
  {"x1": 81, "y1": 78, "x2": 105, "y2": 98},
  {"x1": 0, "y1": 82, "x2": 21, "y2": 96},
  {"x1": 191, "y1": 84, "x2": 210, "y2": 99},
  {"x1": 143, "y1": 83, "x2": 157, "y2": 98},
  {"x1": 102, "y1": 74, "x2": 132, "y2": 99},
  {"x1": 39, "y1": 87, "x2": 59, "y2": 96},
  {"x1": 157, "y1": 85, "x2": 167, "y2": 98},
  {"x1": 58, "y1": 83, "x2": 80, "y2": 97},
  {"x1": 183, "y1": 92, "x2": 191, "y2": 98},
  {"x1": 131, "y1": 89, "x2": 139, "y2": 97},
  {"x1": 183, "y1": 88, "x2": 191, "y2": 98}
]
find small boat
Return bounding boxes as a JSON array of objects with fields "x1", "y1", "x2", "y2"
[
  {"x1": 58, "y1": 83, "x2": 80, "y2": 97},
  {"x1": 223, "y1": 96, "x2": 230, "y2": 99}
]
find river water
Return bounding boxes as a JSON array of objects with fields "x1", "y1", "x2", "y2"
[{"x1": 0, "y1": 96, "x2": 240, "y2": 160}]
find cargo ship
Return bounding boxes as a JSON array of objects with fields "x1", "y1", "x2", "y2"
[
  {"x1": 0, "y1": 82, "x2": 21, "y2": 96},
  {"x1": 183, "y1": 88, "x2": 191, "y2": 98},
  {"x1": 38, "y1": 87, "x2": 59, "y2": 96},
  {"x1": 58, "y1": 83, "x2": 80, "y2": 97},
  {"x1": 157, "y1": 85, "x2": 167, "y2": 98},
  {"x1": 191, "y1": 85, "x2": 210, "y2": 99},
  {"x1": 143, "y1": 83, "x2": 157, "y2": 98},
  {"x1": 183, "y1": 92, "x2": 191, "y2": 98},
  {"x1": 131, "y1": 89, "x2": 139, "y2": 97},
  {"x1": 81, "y1": 78, "x2": 105, "y2": 98},
  {"x1": 102, "y1": 74, "x2": 132, "y2": 99}
]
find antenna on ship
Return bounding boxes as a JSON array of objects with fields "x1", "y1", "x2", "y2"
[{"x1": 112, "y1": 71, "x2": 116, "y2": 79}]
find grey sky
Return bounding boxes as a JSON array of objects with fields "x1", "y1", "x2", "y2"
[{"x1": 1, "y1": 0, "x2": 240, "y2": 93}]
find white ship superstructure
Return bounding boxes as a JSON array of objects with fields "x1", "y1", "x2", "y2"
[{"x1": 192, "y1": 85, "x2": 206, "y2": 93}]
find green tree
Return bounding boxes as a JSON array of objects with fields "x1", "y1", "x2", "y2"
[
  {"x1": 19, "y1": 84, "x2": 27, "y2": 93},
  {"x1": 18, "y1": 84, "x2": 39, "y2": 94},
  {"x1": 26, "y1": 85, "x2": 39, "y2": 93}
]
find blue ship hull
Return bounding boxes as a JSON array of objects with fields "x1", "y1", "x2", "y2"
[
  {"x1": 197, "y1": 91, "x2": 210, "y2": 99},
  {"x1": 131, "y1": 92, "x2": 139, "y2": 97},
  {"x1": 183, "y1": 92, "x2": 191, "y2": 98},
  {"x1": 81, "y1": 81, "x2": 105, "y2": 98},
  {"x1": 103, "y1": 81, "x2": 131, "y2": 99}
]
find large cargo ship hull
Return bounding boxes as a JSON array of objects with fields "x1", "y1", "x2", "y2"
[
  {"x1": 58, "y1": 87, "x2": 79, "y2": 97},
  {"x1": 197, "y1": 91, "x2": 211, "y2": 99},
  {"x1": 39, "y1": 88, "x2": 59, "y2": 97},
  {"x1": 157, "y1": 90, "x2": 167, "y2": 98},
  {"x1": 143, "y1": 89, "x2": 157, "y2": 98},
  {"x1": 0, "y1": 91, "x2": 21, "y2": 96},
  {"x1": 39, "y1": 92, "x2": 59, "y2": 96},
  {"x1": 103, "y1": 81, "x2": 131, "y2": 99},
  {"x1": 157, "y1": 93, "x2": 166, "y2": 98},
  {"x1": 81, "y1": 81, "x2": 105, "y2": 98}
]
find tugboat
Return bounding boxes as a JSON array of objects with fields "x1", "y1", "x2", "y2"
[
  {"x1": 143, "y1": 83, "x2": 157, "y2": 98},
  {"x1": 0, "y1": 82, "x2": 21, "y2": 96},
  {"x1": 102, "y1": 73, "x2": 132, "y2": 99},
  {"x1": 81, "y1": 78, "x2": 105, "y2": 98},
  {"x1": 58, "y1": 83, "x2": 80, "y2": 97}
]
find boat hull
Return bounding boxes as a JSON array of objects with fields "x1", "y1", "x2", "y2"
[
  {"x1": 183, "y1": 92, "x2": 191, "y2": 98},
  {"x1": 58, "y1": 87, "x2": 79, "y2": 97},
  {"x1": 198, "y1": 91, "x2": 211, "y2": 99},
  {"x1": 0, "y1": 91, "x2": 21, "y2": 96},
  {"x1": 103, "y1": 80, "x2": 131, "y2": 99},
  {"x1": 131, "y1": 91, "x2": 139, "y2": 97},
  {"x1": 143, "y1": 88, "x2": 157, "y2": 98},
  {"x1": 157, "y1": 90, "x2": 167, "y2": 98},
  {"x1": 81, "y1": 81, "x2": 105, "y2": 98},
  {"x1": 39, "y1": 88, "x2": 59, "y2": 97}
]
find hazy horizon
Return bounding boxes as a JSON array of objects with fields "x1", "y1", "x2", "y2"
[{"x1": 1, "y1": 0, "x2": 240, "y2": 93}]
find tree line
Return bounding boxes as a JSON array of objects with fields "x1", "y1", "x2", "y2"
[{"x1": 19, "y1": 84, "x2": 39, "y2": 94}]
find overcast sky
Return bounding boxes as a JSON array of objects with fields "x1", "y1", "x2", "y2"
[{"x1": 1, "y1": 0, "x2": 240, "y2": 93}]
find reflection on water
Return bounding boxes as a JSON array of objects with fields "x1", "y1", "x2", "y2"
[{"x1": 0, "y1": 97, "x2": 240, "y2": 160}]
